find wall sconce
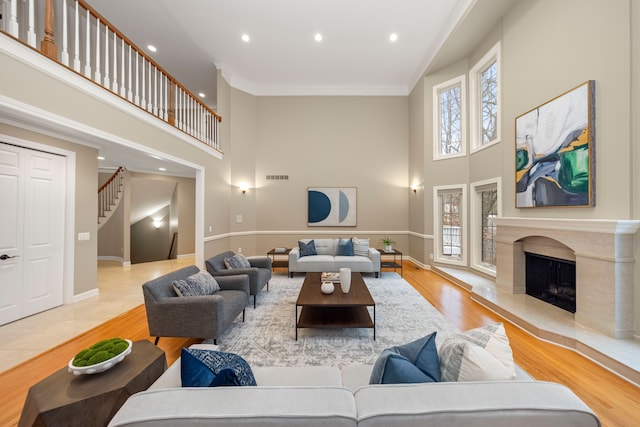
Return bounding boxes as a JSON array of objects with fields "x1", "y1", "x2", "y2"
[
  {"x1": 152, "y1": 220, "x2": 162, "y2": 229},
  {"x1": 411, "y1": 184, "x2": 418, "y2": 194},
  {"x1": 240, "y1": 184, "x2": 249, "y2": 194}
]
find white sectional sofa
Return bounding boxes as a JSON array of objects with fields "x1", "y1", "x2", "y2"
[
  {"x1": 289, "y1": 238, "x2": 381, "y2": 278},
  {"x1": 108, "y1": 344, "x2": 601, "y2": 427}
]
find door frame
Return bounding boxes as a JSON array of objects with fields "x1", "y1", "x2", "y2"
[{"x1": 0, "y1": 133, "x2": 76, "y2": 304}]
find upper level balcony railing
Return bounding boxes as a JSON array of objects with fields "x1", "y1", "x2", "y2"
[{"x1": 2, "y1": 0, "x2": 221, "y2": 151}]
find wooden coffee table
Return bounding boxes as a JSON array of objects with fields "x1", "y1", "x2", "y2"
[{"x1": 295, "y1": 272, "x2": 375, "y2": 340}]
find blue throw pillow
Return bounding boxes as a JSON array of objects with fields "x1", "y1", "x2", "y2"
[
  {"x1": 181, "y1": 348, "x2": 257, "y2": 387},
  {"x1": 380, "y1": 353, "x2": 434, "y2": 384},
  {"x1": 181, "y1": 348, "x2": 216, "y2": 387},
  {"x1": 369, "y1": 332, "x2": 440, "y2": 384},
  {"x1": 298, "y1": 240, "x2": 317, "y2": 257},
  {"x1": 336, "y1": 238, "x2": 354, "y2": 256},
  {"x1": 209, "y1": 368, "x2": 241, "y2": 387}
]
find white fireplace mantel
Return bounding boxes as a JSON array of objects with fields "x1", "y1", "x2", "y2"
[
  {"x1": 492, "y1": 217, "x2": 640, "y2": 235},
  {"x1": 493, "y1": 217, "x2": 639, "y2": 339}
]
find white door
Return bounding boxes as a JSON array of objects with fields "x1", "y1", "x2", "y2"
[{"x1": 0, "y1": 142, "x2": 65, "y2": 325}]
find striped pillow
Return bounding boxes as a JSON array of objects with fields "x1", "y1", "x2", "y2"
[
  {"x1": 439, "y1": 323, "x2": 516, "y2": 382},
  {"x1": 353, "y1": 237, "x2": 370, "y2": 257}
]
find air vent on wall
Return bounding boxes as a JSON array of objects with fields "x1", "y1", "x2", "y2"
[{"x1": 266, "y1": 175, "x2": 289, "y2": 180}]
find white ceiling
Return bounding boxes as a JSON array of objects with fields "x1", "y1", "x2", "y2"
[
  {"x1": 129, "y1": 177, "x2": 177, "y2": 225},
  {"x1": 84, "y1": 0, "x2": 480, "y2": 217},
  {"x1": 85, "y1": 0, "x2": 472, "y2": 104},
  {"x1": 85, "y1": 0, "x2": 476, "y2": 183}
]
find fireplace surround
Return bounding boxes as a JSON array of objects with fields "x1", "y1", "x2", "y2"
[{"x1": 492, "y1": 218, "x2": 640, "y2": 339}]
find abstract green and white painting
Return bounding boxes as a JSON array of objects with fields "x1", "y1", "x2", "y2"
[{"x1": 515, "y1": 81, "x2": 595, "y2": 208}]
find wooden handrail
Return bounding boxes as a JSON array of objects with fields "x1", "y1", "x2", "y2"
[
  {"x1": 168, "y1": 232, "x2": 178, "y2": 259},
  {"x1": 98, "y1": 166, "x2": 124, "y2": 193},
  {"x1": 76, "y1": 0, "x2": 221, "y2": 123}
]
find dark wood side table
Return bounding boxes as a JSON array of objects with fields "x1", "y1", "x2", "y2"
[
  {"x1": 267, "y1": 248, "x2": 291, "y2": 273},
  {"x1": 19, "y1": 340, "x2": 166, "y2": 427},
  {"x1": 378, "y1": 248, "x2": 403, "y2": 277}
]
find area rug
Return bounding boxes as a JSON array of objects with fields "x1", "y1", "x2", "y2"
[{"x1": 211, "y1": 272, "x2": 458, "y2": 368}]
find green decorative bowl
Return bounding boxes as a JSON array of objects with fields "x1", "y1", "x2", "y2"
[{"x1": 68, "y1": 339, "x2": 132, "y2": 375}]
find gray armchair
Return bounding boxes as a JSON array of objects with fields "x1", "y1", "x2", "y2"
[
  {"x1": 205, "y1": 251, "x2": 272, "y2": 308},
  {"x1": 142, "y1": 265, "x2": 249, "y2": 345}
]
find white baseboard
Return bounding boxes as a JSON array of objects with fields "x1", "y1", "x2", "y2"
[
  {"x1": 177, "y1": 253, "x2": 196, "y2": 259},
  {"x1": 73, "y1": 287, "x2": 99, "y2": 303},
  {"x1": 98, "y1": 256, "x2": 124, "y2": 262},
  {"x1": 98, "y1": 256, "x2": 131, "y2": 266},
  {"x1": 407, "y1": 256, "x2": 431, "y2": 270}
]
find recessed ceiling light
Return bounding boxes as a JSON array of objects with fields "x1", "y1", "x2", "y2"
[
  {"x1": 198, "y1": 92, "x2": 206, "y2": 98},
  {"x1": 314, "y1": 33, "x2": 323, "y2": 42},
  {"x1": 97, "y1": 156, "x2": 105, "y2": 160},
  {"x1": 147, "y1": 44, "x2": 157, "y2": 52},
  {"x1": 389, "y1": 33, "x2": 398, "y2": 42},
  {"x1": 158, "y1": 167, "x2": 166, "y2": 171},
  {"x1": 241, "y1": 34, "x2": 250, "y2": 42}
]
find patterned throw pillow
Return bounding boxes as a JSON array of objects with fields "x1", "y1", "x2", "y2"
[
  {"x1": 173, "y1": 270, "x2": 220, "y2": 296},
  {"x1": 336, "y1": 238, "x2": 354, "y2": 256},
  {"x1": 298, "y1": 240, "x2": 317, "y2": 257},
  {"x1": 181, "y1": 348, "x2": 257, "y2": 387},
  {"x1": 224, "y1": 254, "x2": 251, "y2": 269},
  {"x1": 439, "y1": 323, "x2": 516, "y2": 382},
  {"x1": 352, "y1": 237, "x2": 370, "y2": 257}
]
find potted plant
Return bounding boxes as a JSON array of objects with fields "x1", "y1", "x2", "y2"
[{"x1": 381, "y1": 236, "x2": 396, "y2": 252}]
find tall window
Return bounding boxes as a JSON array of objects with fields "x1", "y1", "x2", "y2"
[
  {"x1": 470, "y1": 178, "x2": 501, "y2": 276},
  {"x1": 480, "y1": 187, "x2": 497, "y2": 264},
  {"x1": 433, "y1": 75, "x2": 466, "y2": 160},
  {"x1": 434, "y1": 185, "x2": 467, "y2": 266},
  {"x1": 470, "y1": 42, "x2": 500, "y2": 152},
  {"x1": 442, "y1": 192, "x2": 462, "y2": 257},
  {"x1": 480, "y1": 62, "x2": 498, "y2": 145}
]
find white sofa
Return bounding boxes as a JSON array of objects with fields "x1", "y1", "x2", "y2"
[
  {"x1": 108, "y1": 344, "x2": 601, "y2": 427},
  {"x1": 289, "y1": 238, "x2": 381, "y2": 278}
]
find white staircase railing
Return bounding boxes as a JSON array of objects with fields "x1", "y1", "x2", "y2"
[
  {"x1": 98, "y1": 166, "x2": 124, "y2": 229},
  {"x1": 2, "y1": 0, "x2": 221, "y2": 151}
]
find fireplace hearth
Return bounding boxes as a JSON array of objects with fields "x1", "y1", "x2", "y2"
[{"x1": 525, "y1": 252, "x2": 576, "y2": 313}]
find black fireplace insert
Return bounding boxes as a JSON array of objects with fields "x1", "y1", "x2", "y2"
[{"x1": 525, "y1": 252, "x2": 576, "y2": 313}]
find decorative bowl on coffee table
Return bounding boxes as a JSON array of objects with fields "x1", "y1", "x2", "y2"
[{"x1": 68, "y1": 339, "x2": 133, "y2": 375}]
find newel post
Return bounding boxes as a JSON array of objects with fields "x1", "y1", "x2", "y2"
[{"x1": 41, "y1": 0, "x2": 58, "y2": 60}]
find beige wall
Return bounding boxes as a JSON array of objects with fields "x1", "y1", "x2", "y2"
[
  {"x1": 97, "y1": 193, "x2": 125, "y2": 259},
  {"x1": 0, "y1": 123, "x2": 98, "y2": 296},
  {"x1": 131, "y1": 205, "x2": 172, "y2": 263},
  {"x1": 409, "y1": 0, "x2": 639, "y2": 330},
  {"x1": 408, "y1": 76, "x2": 427, "y2": 263},
  {"x1": 249, "y1": 95, "x2": 409, "y2": 254},
  {"x1": 203, "y1": 71, "x2": 233, "y2": 259},
  {"x1": 500, "y1": 0, "x2": 632, "y2": 219},
  {"x1": 410, "y1": 0, "x2": 637, "y2": 261}
]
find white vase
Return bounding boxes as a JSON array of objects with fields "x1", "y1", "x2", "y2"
[
  {"x1": 384, "y1": 244, "x2": 393, "y2": 252},
  {"x1": 321, "y1": 281, "x2": 334, "y2": 294},
  {"x1": 340, "y1": 268, "x2": 351, "y2": 293}
]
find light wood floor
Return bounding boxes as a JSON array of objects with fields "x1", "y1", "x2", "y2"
[{"x1": 1, "y1": 262, "x2": 638, "y2": 427}]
